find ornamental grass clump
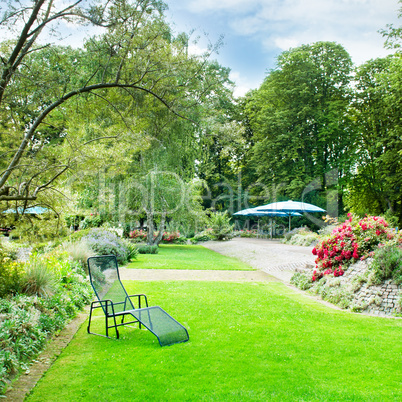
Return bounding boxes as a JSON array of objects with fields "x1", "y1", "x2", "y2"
[{"x1": 312, "y1": 214, "x2": 393, "y2": 281}]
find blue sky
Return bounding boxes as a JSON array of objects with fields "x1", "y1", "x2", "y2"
[{"x1": 164, "y1": 0, "x2": 401, "y2": 96}]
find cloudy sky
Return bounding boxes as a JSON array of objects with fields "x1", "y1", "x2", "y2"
[{"x1": 164, "y1": 0, "x2": 401, "y2": 96}]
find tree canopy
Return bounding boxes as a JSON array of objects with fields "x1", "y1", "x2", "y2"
[{"x1": 0, "y1": 0, "x2": 231, "y2": 207}]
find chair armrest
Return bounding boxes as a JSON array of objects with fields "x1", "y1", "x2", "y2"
[
  {"x1": 91, "y1": 299, "x2": 116, "y2": 316},
  {"x1": 126, "y1": 294, "x2": 148, "y2": 309}
]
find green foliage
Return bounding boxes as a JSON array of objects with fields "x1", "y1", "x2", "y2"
[
  {"x1": 125, "y1": 241, "x2": 139, "y2": 261},
  {"x1": 238, "y1": 229, "x2": 258, "y2": 238},
  {"x1": 190, "y1": 230, "x2": 213, "y2": 244},
  {"x1": 0, "y1": 248, "x2": 93, "y2": 394},
  {"x1": 208, "y1": 211, "x2": 234, "y2": 241},
  {"x1": 161, "y1": 231, "x2": 187, "y2": 244},
  {"x1": 345, "y1": 56, "x2": 402, "y2": 219},
  {"x1": 65, "y1": 228, "x2": 93, "y2": 243},
  {"x1": 129, "y1": 229, "x2": 148, "y2": 242},
  {"x1": 9, "y1": 214, "x2": 67, "y2": 242},
  {"x1": 244, "y1": 42, "x2": 354, "y2": 203},
  {"x1": 0, "y1": 248, "x2": 25, "y2": 297},
  {"x1": 370, "y1": 244, "x2": 402, "y2": 285},
  {"x1": 283, "y1": 227, "x2": 319, "y2": 246},
  {"x1": 79, "y1": 215, "x2": 103, "y2": 230},
  {"x1": 62, "y1": 241, "x2": 93, "y2": 271},
  {"x1": 290, "y1": 272, "x2": 313, "y2": 290},
  {"x1": 137, "y1": 245, "x2": 159, "y2": 254},
  {"x1": 81, "y1": 228, "x2": 133, "y2": 264}
]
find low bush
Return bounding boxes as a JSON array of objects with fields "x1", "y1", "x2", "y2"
[
  {"x1": 129, "y1": 229, "x2": 148, "y2": 243},
  {"x1": 290, "y1": 272, "x2": 313, "y2": 290},
  {"x1": 208, "y1": 212, "x2": 234, "y2": 241},
  {"x1": 22, "y1": 256, "x2": 58, "y2": 297},
  {"x1": 81, "y1": 228, "x2": 135, "y2": 265},
  {"x1": 0, "y1": 247, "x2": 25, "y2": 297},
  {"x1": 79, "y1": 214, "x2": 103, "y2": 230},
  {"x1": 369, "y1": 244, "x2": 402, "y2": 285},
  {"x1": 238, "y1": 230, "x2": 258, "y2": 238},
  {"x1": 190, "y1": 230, "x2": 213, "y2": 244},
  {"x1": 283, "y1": 227, "x2": 319, "y2": 246},
  {"x1": 63, "y1": 241, "x2": 93, "y2": 270},
  {"x1": 161, "y1": 231, "x2": 186, "y2": 244},
  {"x1": 137, "y1": 245, "x2": 159, "y2": 254}
]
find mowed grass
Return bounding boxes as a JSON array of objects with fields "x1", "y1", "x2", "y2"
[
  {"x1": 126, "y1": 244, "x2": 255, "y2": 270},
  {"x1": 27, "y1": 281, "x2": 402, "y2": 401}
]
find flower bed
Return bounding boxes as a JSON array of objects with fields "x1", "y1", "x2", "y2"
[
  {"x1": 311, "y1": 214, "x2": 393, "y2": 281},
  {"x1": 291, "y1": 214, "x2": 402, "y2": 315},
  {"x1": 0, "y1": 247, "x2": 93, "y2": 394}
]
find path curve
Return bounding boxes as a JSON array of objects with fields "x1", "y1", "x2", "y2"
[{"x1": 202, "y1": 237, "x2": 315, "y2": 283}]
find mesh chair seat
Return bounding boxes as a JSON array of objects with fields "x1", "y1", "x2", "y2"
[{"x1": 87, "y1": 255, "x2": 189, "y2": 347}]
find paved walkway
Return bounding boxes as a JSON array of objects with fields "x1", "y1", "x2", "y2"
[{"x1": 203, "y1": 238, "x2": 315, "y2": 283}]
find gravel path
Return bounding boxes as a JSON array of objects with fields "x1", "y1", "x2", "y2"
[{"x1": 202, "y1": 237, "x2": 315, "y2": 283}]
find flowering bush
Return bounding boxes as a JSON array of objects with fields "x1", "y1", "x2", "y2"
[
  {"x1": 129, "y1": 229, "x2": 148, "y2": 242},
  {"x1": 311, "y1": 214, "x2": 393, "y2": 281},
  {"x1": 161, "y1": 231, "x2": 186, "y2": 244}
]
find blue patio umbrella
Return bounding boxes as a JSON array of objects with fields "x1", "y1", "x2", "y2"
[
  {"x1": 256, "y1": 200, "x2": 326, "y2": 230},
  {"x1": 233, "y1": 207, "x2": 302, "y2": 237},
  {"x1": 3, "y1": 206, "x2": 48, "y2": 214},
  {"x1": 234, "y1": 208, "x2": 288, "y2": 217}
]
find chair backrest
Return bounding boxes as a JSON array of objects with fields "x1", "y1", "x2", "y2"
[{"x1": 87, "y1": 255, "x2": 134, "y2": 314}]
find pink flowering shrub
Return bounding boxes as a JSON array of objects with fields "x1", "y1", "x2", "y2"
[
  {"x1": 162, "y1": 231, "x2": 182, "y2": 243},
  {"x1": 129, "y1": 229, "x2": 148, "y2": 242},
  {"x1": 311, "y1": 214, "x2": 393, "y2": 281}
]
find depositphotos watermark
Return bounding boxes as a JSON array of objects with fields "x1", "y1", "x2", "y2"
[{"x1": 90, "y1": 169, "x2": 339, "y2": 229}]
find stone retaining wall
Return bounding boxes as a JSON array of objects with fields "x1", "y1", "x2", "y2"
[
  {"x1": 344, "y1": 260, "x2": 401, "y2": 316},
  {"x1": 298, "y1": 260, "x2": 402, "y2": 317}
]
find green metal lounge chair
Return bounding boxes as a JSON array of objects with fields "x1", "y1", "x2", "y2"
[{"x1": 87, "y1": 255, "x2": 189, "y2": 347}]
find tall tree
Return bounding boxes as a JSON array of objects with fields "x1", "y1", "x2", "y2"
[
  {"x1": 0, "y1": 0, "x2": 225, "y2": 206},
  {"x1": 346, "y1": 55, "x2": 402, "y2": 219},
  {"x1": 244, "y1": 42, "x2": 354, "y2": 209}
]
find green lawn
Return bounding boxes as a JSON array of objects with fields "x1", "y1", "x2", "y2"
[
  {"x1": 27, "y1": 281, "x2": 402, "y2": 401},
  {"x1": 126, "y1": 244, "x2": 255, "y2": 270}
]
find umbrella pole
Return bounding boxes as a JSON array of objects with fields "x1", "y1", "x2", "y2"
[{"x1": 289, "y1": 215, "x2": 291, "y2": 232}]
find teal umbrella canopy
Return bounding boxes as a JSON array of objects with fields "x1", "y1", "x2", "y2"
[
  {"x1": 3, "y1": 206, "x2": 48, "y2": 214},
  {"x1": 233, "y1": 207, "x2": 302, "y2": 217},
  {"x1": 256, "y1": 200, "x2": 325, "y2": 230},
  {"x1": 256, "y1": 200, "x2": 325, "y2": 214}
]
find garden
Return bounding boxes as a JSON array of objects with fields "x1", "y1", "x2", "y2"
[
  {"x1": 0, "y1": 214, "x2": 401, "y2": 399},
  {"x1": 1, "y1": 1, "x2": 402, "y2": 400}
]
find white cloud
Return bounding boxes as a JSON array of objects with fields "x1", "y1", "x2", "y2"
[
  {"x1": 230, "y1": 70, "x2": 261, "y2": 97},
  {"x1": 181, "y1": 0, "x2": 400, "y2": 56}
]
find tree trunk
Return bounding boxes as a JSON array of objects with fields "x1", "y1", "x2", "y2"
[
  {"x1": 153, "y1": 212, "x2": 167, "y2": 246},
  {"x1": 146, "y1": 211, "x2": 155, "y2": 245}
]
